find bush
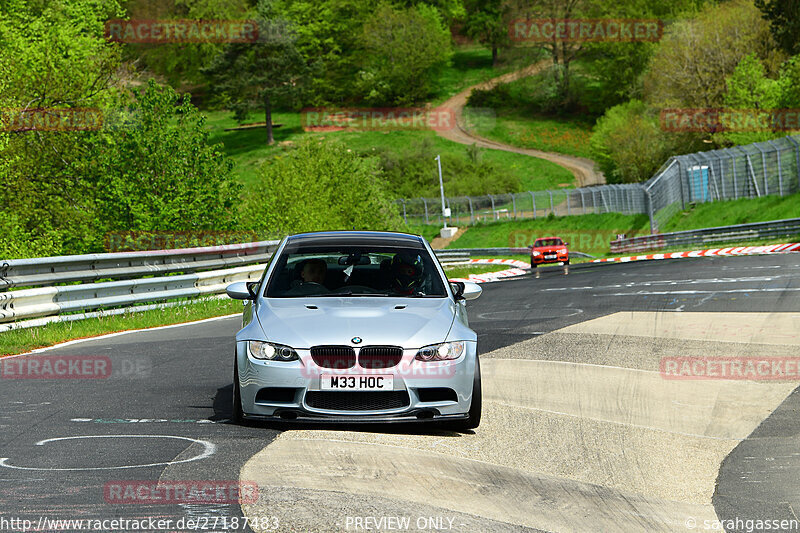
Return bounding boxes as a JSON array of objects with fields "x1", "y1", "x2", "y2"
[
  {"x1": 373, "y1": 139, "x2": 520, "y2": 197},
  {"x1": 590, "y1": 100, "x2": 699, "y2": 184},
  {"x1": 242, "y1": 140, "x2": 403, "y2": 235}
]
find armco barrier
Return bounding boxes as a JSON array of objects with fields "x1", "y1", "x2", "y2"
[
  {"x1": 0, "y1": 265, "x2": 264, "y2": 326},
  {"x1": 0, "y1": 240, "x2": 280, "y2": 289},
  {"x1": 610, "y1": 218, "x2": 800, "y2": 254}
]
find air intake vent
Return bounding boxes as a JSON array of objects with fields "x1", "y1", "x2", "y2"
[
  {"x1": 359, "y1": 346, "x2": 403, "y2": 369},
  {"x1": 305, "y1": 391, "x2": 410, "y2": 411},
  {"x1": 310, "y1": 346, "x2": 356, "y2": 369}
]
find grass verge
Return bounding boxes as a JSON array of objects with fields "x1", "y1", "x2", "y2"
[
  {"x1": 0, "y1": 298, "x2": 243, "y2": 357},
  {"x1": 442, "y1": 264, "x2": 512, "y2": 279}
]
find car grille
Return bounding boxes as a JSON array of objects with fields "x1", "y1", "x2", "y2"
[
  {"x1": 305, "y1": 391, "x2": 410, "y2": 411},
  {"x1": 358, "y1": 346, "x2": 403, "y2": 369},
  {"x1": 310, "y1": 346, "x2": 356, "y2": 369}
]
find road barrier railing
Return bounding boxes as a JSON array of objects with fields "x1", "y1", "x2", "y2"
[
  {"x1": 0, "y1": 240, "x2": 280, "y2": 290},
  {"x1": 0, "y1": 242, "x2": 592, "y2": 332},
  {"x1": 610, "y1": 218, "x2": 800, "y2": 253}
]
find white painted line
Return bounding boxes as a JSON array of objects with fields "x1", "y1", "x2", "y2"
[{"x1": 2, "y1": 313, "x2": 242, "y2": 360}]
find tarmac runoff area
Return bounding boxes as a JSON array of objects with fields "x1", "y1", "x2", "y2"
[{"x1": 240, "y1": 312, "x2": 800, "y2": 532}]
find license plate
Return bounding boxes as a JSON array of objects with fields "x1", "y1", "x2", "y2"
[
  {"x1": 321, "y1": 375, "x2": 393, "y2": 391},
  {"x1": 545, "y1": 254, "x2": 556, "y2": 259}
]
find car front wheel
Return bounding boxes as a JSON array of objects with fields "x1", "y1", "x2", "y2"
[
  {"x1": 449, "y1": 357, "x2": 481, "y2": 431},
  {"x1": 232, "y1": 355, "x2": 244, "y2": 424}
]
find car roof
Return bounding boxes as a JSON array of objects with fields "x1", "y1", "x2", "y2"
[
  {"x1": 285, "y1": 231, "x2": 426, "y2": 248},
  {"x1": 535, "y1": 236, "x2": 563, "y2": 241}
]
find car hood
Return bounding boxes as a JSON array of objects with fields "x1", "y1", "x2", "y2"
[
  {"x1": 254, "y1": 297, "x2": 457, "y2": 349},
  {"x1": 534, "y1": 245, "x2": 565, "y2": 252}
]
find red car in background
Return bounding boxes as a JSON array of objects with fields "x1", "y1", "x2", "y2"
[{"x1": 530, "y1": 237, "x2": 569, "y2": 268}]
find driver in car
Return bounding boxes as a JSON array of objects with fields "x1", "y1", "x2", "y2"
[
  {"x1": 390, "y1": 252, "x2": 425, "y2": 295},
  {"x1": 300, "y1": 258, "x2": 327, "y2": 285}
]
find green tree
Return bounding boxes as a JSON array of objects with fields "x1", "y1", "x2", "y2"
[
  {"x1": 204, "y1": 8, "x2": 311, "y2": 145},
  {"x1": 590, "y1": 100, "x2": 700, "y2": 183},
  {"x1": 120, "y1": 0, "x2": 256, "y2": 87},
  {"x1": 644, "y1": 0, "x2": 779, "y2": 108},
  {"x1": 462, "y1": 0, "x2": 509, "y2": 66},
  {"x1": 0, "y1": 0, "x2": 124, "y2": 257},
  {"x1": 85, "y1": 81, "x2": 241, "y2": 238},
  {"x1": 242, "y1": 140, "x2": 403, "y2": 235},
  {"x1": 754, "y1": 0, "x2": 800, "y2": 56},
  {"x1": 359, "y1": 2, "x2": 452, "y2": 105}
]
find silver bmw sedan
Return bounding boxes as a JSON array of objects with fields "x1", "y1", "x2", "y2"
[{"x1": 225, "y1": 231, "x2": 482, "y2": 429}]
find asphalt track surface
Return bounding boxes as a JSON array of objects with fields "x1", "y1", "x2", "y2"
[{"x1": 1, "y1": 253, "x2": 799, "y2": 532}]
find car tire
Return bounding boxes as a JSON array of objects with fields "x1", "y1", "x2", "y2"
[
  {"x1": 564, "y1": 259, "x2": 570, "y2": 265},
  {"x1": 232, "y1": 355, "x2": 244, "y2": 424},
  {"x1": 449, "y1": 357, "x2": 482, "y2": 431},
  {"x1": 530, "y1": 258, "x2": 537, "y2": 268}
]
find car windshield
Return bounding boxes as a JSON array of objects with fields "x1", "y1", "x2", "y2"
[
  {"x1": 535, "y1": 239, "x2": 563, "y2": 247},
  {"x1": 264, "y1": 244, "x2": 447, "y2": 298}
]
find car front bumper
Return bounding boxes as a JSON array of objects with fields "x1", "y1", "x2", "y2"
[
  {"x1": 532, "y1": 254, "x2": 569, "y2": 264},
  {"x1": 236, "y1": 341, "x2": 478, "y2": 422}
]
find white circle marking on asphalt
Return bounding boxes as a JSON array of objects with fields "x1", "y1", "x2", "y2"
[{"x1": 0, "y1": 435, "x2": 216, "y2": 471}]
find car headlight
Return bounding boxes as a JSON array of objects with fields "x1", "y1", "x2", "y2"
[
  {"x1": 559, "y1": 248, "x2": 567, "y2": 254},
  {"x1": 532, "y1": 251, "x2": 541, "y2": 256},
  {"x1": 415, "y1": 342, "x2": 465, "y2": 362},
  {"x1": 248, "y1": 341, "x2": 298, "y2": 361}
]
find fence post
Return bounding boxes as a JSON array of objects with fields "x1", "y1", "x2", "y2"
[
  {"x1": 420, "y1": 197, "x2": 429, "y2": 224},
  {"x1": 528, "y1": 191, "x2": 536, "y2": 218},
  {"x1": 646, "y1": 189, "x2": 656, "y2": 234},
  {"x1": 400, "y1": 199, "x2": 407, "y2": 224},
  {"x1": 566, "y1": 191, "x2": 571, "y2": 216},
  {"x1": 754, "y1": 143, "x2": 768, "y2": 195},
  {"x1": 548, "y1": 190, "x2": 554, "y2": 215},
  {"x1": 677, "y1": 158, "x2": 686, "y2": 209},
  {"x1": 488, "y1": 194, "x2": 496, "y2": 220},
  {"x1": 467, "y1": 197, "x2": 474, "y2": 225},
  {"x1": 768, "y1": 141, "x2": 783, "y2": 196},
  {"x1": 580, "y1": 190, "x2": 586, "y2": 214},
  {"x1": 745, "y1": 154, "x2": 762, "y2": 197},
  {"x1": 731, "y1": 155, "x2": 738, "y2": 199},
  {"x1": 512, "y1": 194, "x2": 517, "y2": 219},
  {"x1": 786, "y1": 136, "x2": 800, "y2": 192}
]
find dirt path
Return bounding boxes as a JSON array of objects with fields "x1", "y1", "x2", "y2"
[{"x1": 436, "y1": 60, "x2": 605, "y2": 187}]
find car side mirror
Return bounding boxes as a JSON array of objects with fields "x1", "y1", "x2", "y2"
[
  {"x1": 450, "y1": 281, "x2": 482, "y2": 301},
  {"x1": 564, "y1": 242, "x2": 569, "y2": 246},
  {"x1": 226, "y1": 281, "x2": 254, "y2": 300}
]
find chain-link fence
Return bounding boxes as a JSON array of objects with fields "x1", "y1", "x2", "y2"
[
  {"x1": 398, "y1": 135, "x2": 800, "y2": 233},
  {"x1": 645, "y1": 136, "x2": 800, "y2": 232}
]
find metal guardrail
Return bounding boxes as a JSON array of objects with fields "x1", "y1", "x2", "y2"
[
  {"x1": 0, "y1": 240, "x2": 280, "y2": 290},
  {"x1": 443, "y1": 247, "x2": 594, "y2": 259},
  {"x1": 0, "y1": 242, "x2": 593, "y2": 332},
  {"x1": 610, "y1": 218, "x2": 800, "y2": 253},
  {"x1": 0, "y1": 265, "x2": 264, "y2": 327}
]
